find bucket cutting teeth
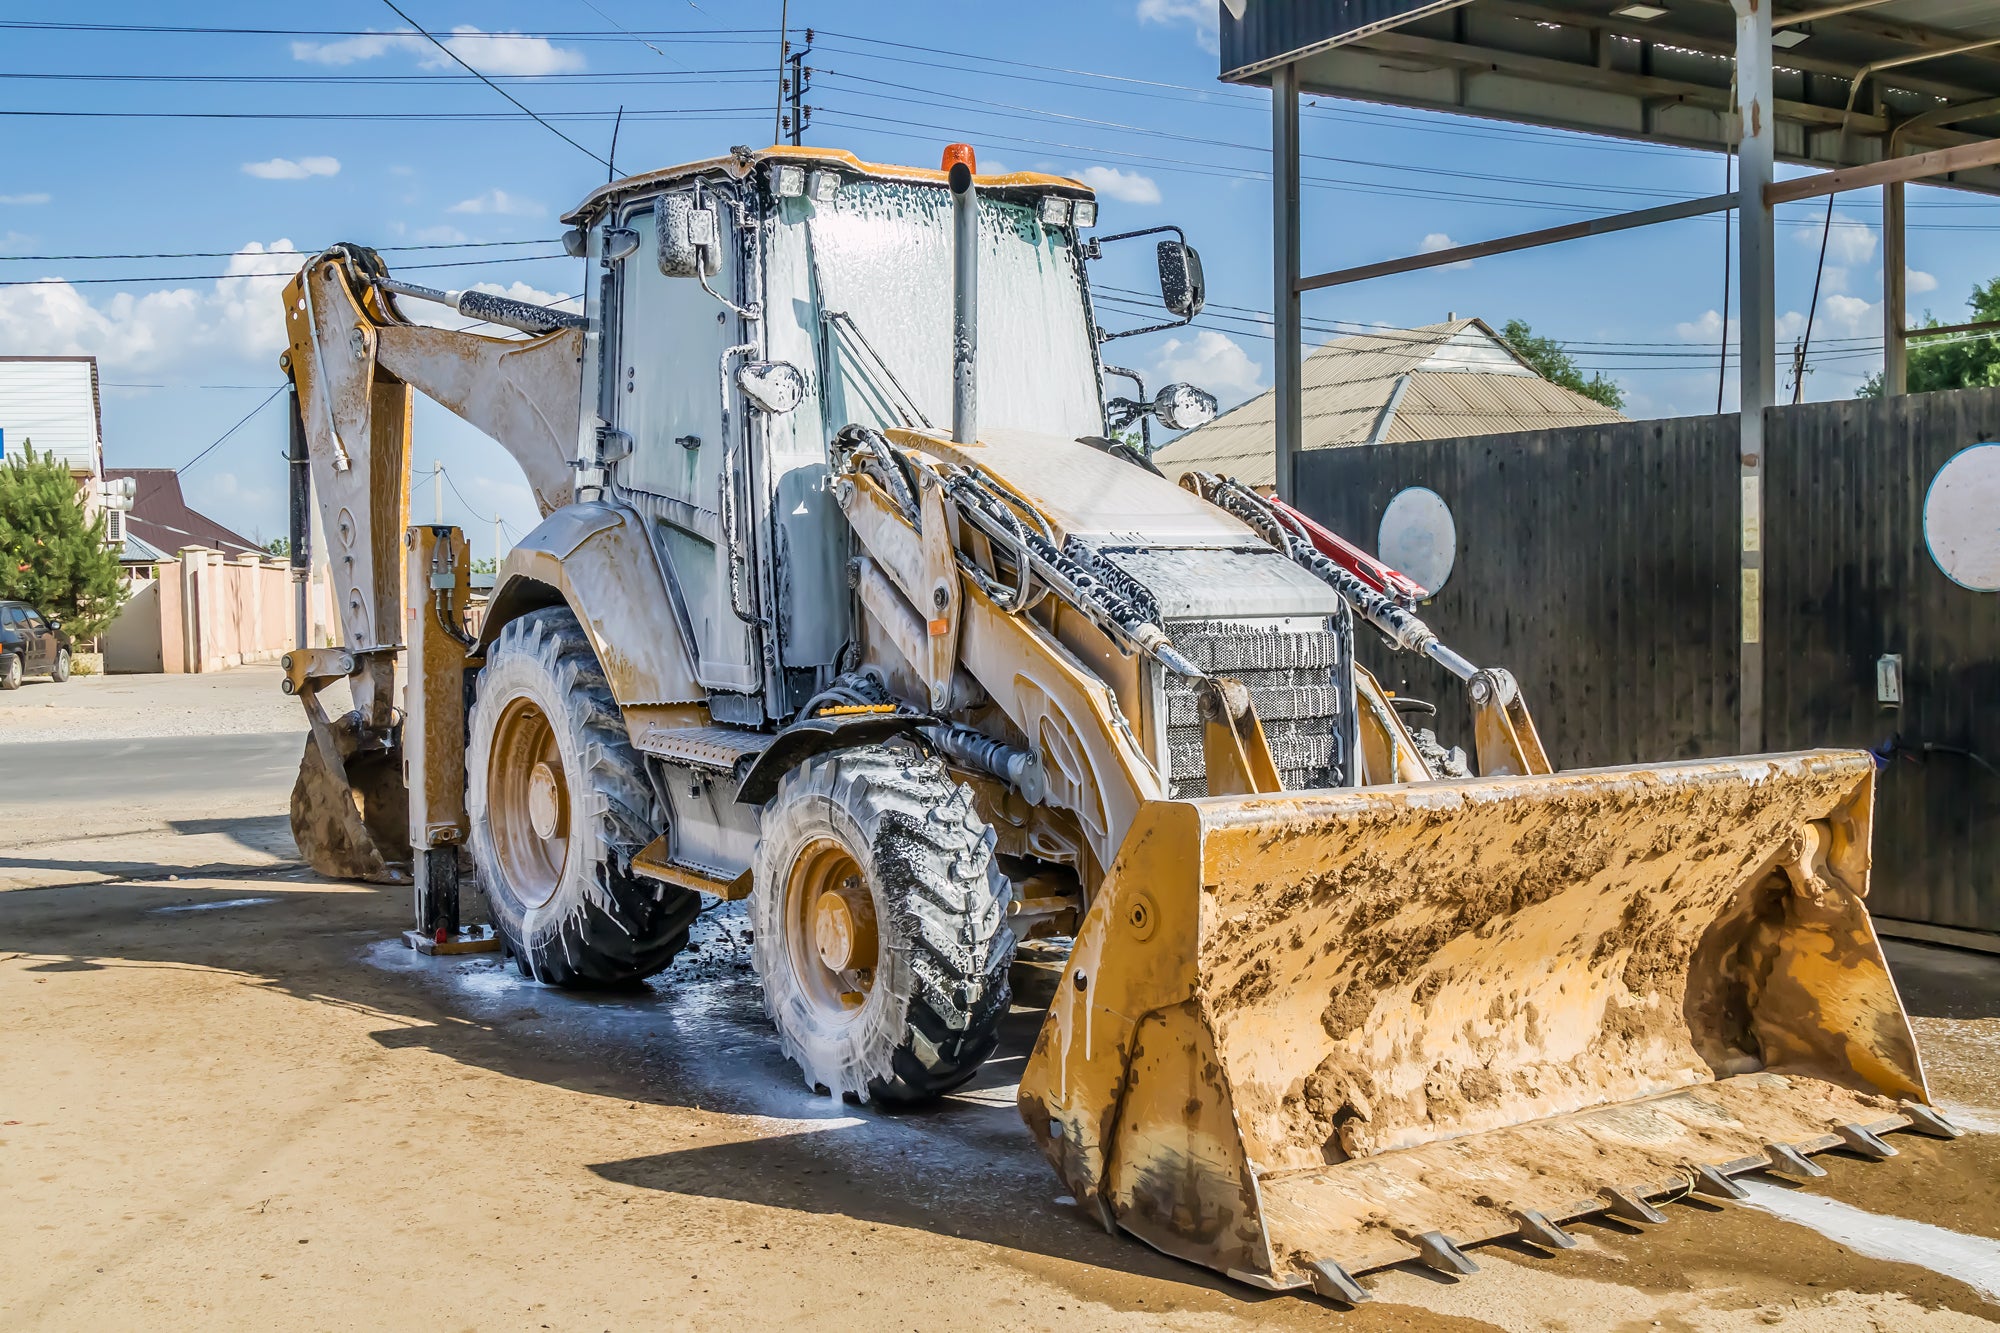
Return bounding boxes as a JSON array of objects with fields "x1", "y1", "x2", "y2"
[
  {"x1": 1835, "y1": 1123, "x2": 1898, "y2": 1160},
  {"x1": 1409, "y1": 1231, "x2": 1480, "y2": 1275},
  {"x1": 1512, "y1": 1209, "x2": 1578, "y2": 1250},
  {"x1": 1900, "y1": 1102, "x2": 1963, "y2": 1139},
  {"x1": 1600, "y1": 1186, "x2": 1671, "y2": 1225},
  {"x1": 1304, "y1": 1259, "x2": 1373, "y2": 1305},
  {"x1": 1690, "y1": 1164, "x2": 1750, "y2": 1201},
  {"x1": 1765, "y1": 1142, "x2": 1831, "y2": 1178}
]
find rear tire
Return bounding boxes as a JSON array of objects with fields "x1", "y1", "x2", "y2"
[
  {"x1": 0, "y1": 654, "x2": 20, "y2": 690},
  {"x1": 751, "y1": 745, "x2": 1014, "y2": 1104},
  {"x1": 467, "y1": 608, "x2": 699, "y2": 988},
  {"x1": 50, "y1": 649, "x2": 69, "y2": 683}
]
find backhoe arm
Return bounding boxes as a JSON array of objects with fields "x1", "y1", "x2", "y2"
[{"x1": 278, "y1": 244, "x2": 589, "y2": 881}]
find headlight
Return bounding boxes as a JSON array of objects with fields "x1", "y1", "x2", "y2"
[
  {"x1": 808, "y1": 169, "x2": 840, "y2": 203},
  {"x1": 1072, "y1": 199, "x2": 1098, "y2": 228},
  {"x1": 1154, "y1": 382, "x2": 1218, "y2": 432},
  {"x1": 771, "y1": 163, "x2": 807, "y2": 198},
  {"x1": 1037, "y1": 195, "x2": 1072, "y2": 226}
]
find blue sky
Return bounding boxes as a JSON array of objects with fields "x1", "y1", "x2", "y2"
[{"x1": 2, "y1": 1, "x2": 1996, "y2": 555}]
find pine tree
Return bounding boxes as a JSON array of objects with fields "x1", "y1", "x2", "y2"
[{"x1": 0, "y1": 441, "x2": 127, "y2": 641}]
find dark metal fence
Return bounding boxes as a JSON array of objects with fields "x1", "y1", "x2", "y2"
[{"x1": 1296, "y1": 388, "x2": 2000, "y2": 933}]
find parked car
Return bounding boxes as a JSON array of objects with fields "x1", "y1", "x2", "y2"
[{"x1": 0, "y1": 600, "x2": 73, "y2": 689}]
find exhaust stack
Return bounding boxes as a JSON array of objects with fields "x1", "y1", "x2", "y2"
[{"x1": 949, "y1": 154, "x2": 978, "y2": 444}]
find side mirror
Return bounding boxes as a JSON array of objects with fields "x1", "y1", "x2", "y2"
[
  {"x1": 737, "y1": 360, "x2": 807, "y2": 415},
  {"x1": 45, "y1": 618, "x2": 62, "y2": 633},
  {"x1": 658, "y1": 192, "x2": 722, "y2": 278},
  {"x1": 1153, "y1": 382, "x2": 1217, "y2": 432},
  {"x1": 601, "y1": 227, "x2": 642, "y2": 263},
  {"x1": 1157, "y1": 240, "x2": 1205, "y2": 319}
]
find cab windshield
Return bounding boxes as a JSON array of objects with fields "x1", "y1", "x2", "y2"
[{"x1": 790, "y1": 178, "x2": 1103, "y2": 440}]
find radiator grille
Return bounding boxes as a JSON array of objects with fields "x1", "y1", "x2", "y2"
[{"x1": 1163, "y1": 619, "x2": 1343, "y2": 799}]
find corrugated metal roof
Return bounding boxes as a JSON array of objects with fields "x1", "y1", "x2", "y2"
[
  {"x1": 1154, "y1": 318, "x2": 1623, "y2": 488},
  {"x1": 0, "y1": 356, "x2": 101, "y2": 476}
]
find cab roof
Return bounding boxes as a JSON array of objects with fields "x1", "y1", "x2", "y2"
[{"x1": 562, "y1": 144, "x2": 1094, "y2": 226}]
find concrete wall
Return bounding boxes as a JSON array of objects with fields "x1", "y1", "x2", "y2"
[{"x1": 106, "y1": 547, "x2": 334, "y2": 674}]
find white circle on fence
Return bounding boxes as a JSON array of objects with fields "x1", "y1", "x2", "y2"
[
  {"x1": 1925, "y1": 444, "x2": 2000, "y2": 592},
  {"x1": 1378, "y1": 486, "x2": 1456, "y2": 595}
]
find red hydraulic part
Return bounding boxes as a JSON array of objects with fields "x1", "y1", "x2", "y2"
[{"x1": 1269, "y1": 497, "x2": 1431, "y2": 603}]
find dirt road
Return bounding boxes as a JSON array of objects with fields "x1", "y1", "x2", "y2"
[{"x1": 5, "y1": 670, "x2": 2000, "y2": 1331}]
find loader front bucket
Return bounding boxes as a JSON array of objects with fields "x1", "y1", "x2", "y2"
[{"x1": 1018, "y1": 751, "x2": 1942, "y2": 1296}]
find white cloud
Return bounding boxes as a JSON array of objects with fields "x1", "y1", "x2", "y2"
[
  {"x1": 410, "y1": 225, "x2": 469, "y2": 245},
  {"x1": 1675, "y1": 309, "x2": 1735, "y2": 342},
  {"x1": 1137, "y1": 0, "x2": 1220, "y2": 54},
  {"x1": 1419, "y1": 233, "x2": 1473, "y2": 271},
  {"x1": 290, "y1": 26, "x2": 584, "y2": 76},
  {"x1": 0, "y1": 193, "x2": 50, "y2": 205},
  {"x1": 1151, "y1": 330, "x2": 1264, "y2": 406},
  {"x1": 1794, "y1": 211, "x2": 1877, "y2": 267},
  {"x1": 428, "y1": 27, "x2": 586, "y2": 76},
  {"x1": 449, "y1": 189, "x2": 544, "y2": 217},
  {"x1": 1908, "y1": 267, "x2": 1939, "y2": 295},
  {"x1": 1076, "y1": 166, "x2": 1161, "y2": 206},
  {"x1": 0, "y1": 240, "x2": 304, "y2": 377},
  {"x1": 241, "y1": 156, "x2": 341, "y2": 180},
  {"x1": 291, "y1": 30, "x2": 416, "y2": 65}
]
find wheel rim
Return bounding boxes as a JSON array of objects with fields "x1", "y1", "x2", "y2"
[
  {"x1": 487, "y1": 694, "x2": 568, "y2": 909},
  {"x1": 784, "y1": 837, "x2": 878, "y2": 1021}
]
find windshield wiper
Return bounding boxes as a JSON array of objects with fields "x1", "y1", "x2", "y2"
[{"x1": 821, "y1": 308, "x2": 935, "y2": 432}]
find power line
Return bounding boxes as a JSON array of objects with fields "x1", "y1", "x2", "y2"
[
  {"x1": 176, "y1": 385, "x2": 286, "y2": 475},
  {"x1": 384, "y1": 0, "x2": 608, "y2": 169},
  {"x1": 0, "y1": 240, "x2": 557, "y2": 261},
  {"x1": 0, "y1": 252, "x2": 570, "y2": 287}
]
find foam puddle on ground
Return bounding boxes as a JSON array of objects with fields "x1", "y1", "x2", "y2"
[
  {"x1": 1741, "y1": 1178, "x2": 2000, "y2": 1301},
  {"x1": 151, "y1": 896, "x2": 277, "y2": 913}
]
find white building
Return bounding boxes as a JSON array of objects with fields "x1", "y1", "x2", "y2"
[{"x1": 0, "y1": 354, "x2": 110, "y2": 528}]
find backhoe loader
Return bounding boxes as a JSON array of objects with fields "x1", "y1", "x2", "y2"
[{"x1": 277, "y1": 143, "x2": 1956, "y2": 1302}]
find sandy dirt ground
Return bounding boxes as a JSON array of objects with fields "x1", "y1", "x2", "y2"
[{"x1": 5, "y1": 671, "x2": 2000, "y2": 1331}]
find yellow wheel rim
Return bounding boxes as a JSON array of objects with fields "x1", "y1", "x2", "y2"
[
  {"x1": 785, "y1": 838, "x2": 878, "y2": 1018},
  {"x1": 488, "y1": 695, "x2": 568, "y2": 909}
]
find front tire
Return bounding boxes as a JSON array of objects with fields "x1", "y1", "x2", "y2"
[
  {"x1": 467, "y1": 608, "x2": 699, "y2": 987},
  {"x1": 50, "y1": 649, "x2": 69, "y2": 683},
  {"x1": 0, "y1": 654, "x2": 20, "y2": 690},
  {"x1": 751, "y1": 746, "x2": 1014, "y2": 1104}
]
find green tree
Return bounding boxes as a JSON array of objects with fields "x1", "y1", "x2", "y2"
[
  {"x1": 0, "y1": 442, "x2": 128, "y2": 641},
  {"x1": 1500, "y1": 318, "x2": 1626, "y2": 412},
  {"x1": 1860, "y1": 276, "x2": 2000, "y2": 398},
  {"x1": 264, "y1": 536, "x2": 291, "y2": 558}
]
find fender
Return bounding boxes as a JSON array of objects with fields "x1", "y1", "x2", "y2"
[{"x1": 475, "y1": 501, "x2": 704, "y2": 706}]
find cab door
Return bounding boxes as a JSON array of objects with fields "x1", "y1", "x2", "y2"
[{"x1": 610, "y1": 193, "x2": 761, "y2": 698}]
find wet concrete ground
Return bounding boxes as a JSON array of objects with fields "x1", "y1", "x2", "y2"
[{"x1": 5, "y1": 695, "x2": 2000, "y2": 1330}]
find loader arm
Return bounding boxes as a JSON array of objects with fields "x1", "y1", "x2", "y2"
[{"x1": 279, "y1": 245, "x2": 589, "y2": 880}]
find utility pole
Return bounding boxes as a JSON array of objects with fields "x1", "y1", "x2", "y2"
[
  {"x1": 494, "y1": 514, "x2": 504, "y2": 566},
  {"x1": 433, "y1": 460, "x2": 444, "y2": 524},
  {"x1": 772, "y1": 0, "x2": 789, "y2": 145},
  {"x1": 784, "y1": 30, "x2": 814, "y2": 146}
]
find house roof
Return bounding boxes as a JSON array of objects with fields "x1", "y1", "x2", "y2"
[
  {"x1": 0, "y1": 356, "x2": 102, "y2": 478},
  {"x1": 1152, "y1": 318, "x2": 1625, "y2": 489},
  {"x1": 103, "y1": 467, "x2": 264, "y2": 559}
]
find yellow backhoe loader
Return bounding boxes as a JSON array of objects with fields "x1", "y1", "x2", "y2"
[{"x1": 277, "y1": 143, "x2": 1956, "y2": 1303}]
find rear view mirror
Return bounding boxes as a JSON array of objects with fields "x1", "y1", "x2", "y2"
[
  {"x1": 1157, "y1": 241, "x2": 1205, "y2": 319},
  {"x1": 737, "y1": 360, "x2": 807, "y2": 415},
  {"x1": 1153, "y1": 382, "x2": 1217, "y2": 432},
  {"x1": 658, "y1": 192, "x2": 722, "y2": 278}
]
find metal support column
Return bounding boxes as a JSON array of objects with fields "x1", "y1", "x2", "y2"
[
  {"x1": 1883, "y1": 179, "x2": 1907, "y2": 395},
  {"x1": 1272, "y1": 62, "x2": 1302, "y2": 503},
  {"x1": 1732, "y1": 0, "x2": 1774, "y2": 755},
  {"x1": 286, "y1": 386, "x2": 312, "y2": 650}
]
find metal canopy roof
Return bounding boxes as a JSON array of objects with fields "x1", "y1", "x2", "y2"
[{"x1": 1220, "y1": 0, "x2": 2000, "y2": 194}]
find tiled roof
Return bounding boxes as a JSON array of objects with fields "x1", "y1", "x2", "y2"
[
  {"x1": 1153, "y1": 319, "x2": 1625, "y2": 488},
  {"x1": 103, "y1": 467, "x2": 264, "y2": 559}
]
